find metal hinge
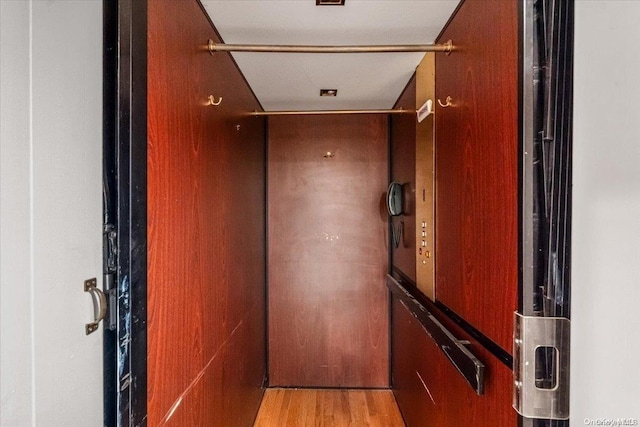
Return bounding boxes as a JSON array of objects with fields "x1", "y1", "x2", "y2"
[
  {"x1": 103, "y1": 224, "x2": 117, "y2": 331},
  {"x1": 513, "y1": 312, "x2": 570, "y2": 420}
]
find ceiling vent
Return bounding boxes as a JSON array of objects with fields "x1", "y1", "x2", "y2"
[
  {"x1": 320, "y1": 89, "x2": 338, "y2": 97},
  {"x1": 316, "y1": 0, "x2": 345, "y2": 5}
]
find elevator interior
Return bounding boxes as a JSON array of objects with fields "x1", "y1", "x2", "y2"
[{"x1": 103, "y1": 0, "x2": 573, "y2": 426}]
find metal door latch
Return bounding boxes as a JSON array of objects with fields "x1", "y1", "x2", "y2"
[
  {"x1": 513, "y1": 312, "x2": 570, "y2": 420},
  {"x1": 84, "y1": 278, "x2": 107, "y2": 335},
  {"x1": 103, "y1": 224, "x2": 117, "y2": 331}
]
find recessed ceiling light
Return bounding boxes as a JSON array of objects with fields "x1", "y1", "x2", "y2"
[
  {"x1": 320, "y1": 89, "x2": 338, "y2": 97},
  {"x1": 316, "y1": 0, "x2": 345, "y2": 5}
]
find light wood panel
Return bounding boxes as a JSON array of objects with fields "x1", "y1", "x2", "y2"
[
  {"x1": 147, "y1": 0, "x2": 266, "y2": 425},
  {"x1": 415, "y1": 54, "x2": 436, "y2": 300},
  {"x1": 435, "y1": 0, "x2": 519, "y2": 353},
  {"x1": 254, "y1": 389, "x2": 405, "y2": 427},
  {"x1": 268, "y1": 115, "x2": 389, "y2": 388},
  {"x1": 390, "y1": 76, "x2": 417, "y2": 283},
  {"x1": 390, "y1": 55, "x2": 436, "y2": 300}
]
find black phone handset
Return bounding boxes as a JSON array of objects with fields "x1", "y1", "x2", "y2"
[
  {"x1": 387, "y1": 182, "x2": 403, "y2": 248},
  {"x1": 387, "y1": 182, "x2": 403, "y2": 216}
]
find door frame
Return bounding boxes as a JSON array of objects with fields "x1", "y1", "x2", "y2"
[
  {"x1": 103, "y1": 0, "x2": 148, "y2": 426},
  {"x1": 519, "y1": 0, "x2": 573, "y2": 425},
  {"x1": 100, "y1": 0, "x2": 575, "y2": 425}
]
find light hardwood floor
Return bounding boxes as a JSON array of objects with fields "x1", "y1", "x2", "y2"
[{"x1": 253, "y1": 388, "x2": 405, "y2": 427}]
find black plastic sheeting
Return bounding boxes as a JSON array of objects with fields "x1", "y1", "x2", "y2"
[{"x1": 530, "y1": 0, "x2": 573, "y2": 426}]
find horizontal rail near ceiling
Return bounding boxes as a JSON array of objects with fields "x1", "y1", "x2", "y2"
[
  {"x1": 251, "y1": 109, "x2": 412, "y2": 116},
  {"x1": 208, "y1": 40, "x2": 453, "y2": 54}
]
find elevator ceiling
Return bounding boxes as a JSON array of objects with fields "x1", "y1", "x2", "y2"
[{"x1": 200, "y1": 0, "x2": 460, "y2": 111}]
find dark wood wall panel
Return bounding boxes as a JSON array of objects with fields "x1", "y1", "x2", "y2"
[
  {"x1": 392, "y1": 297, "x2": 516, "y2": 427},
  {"x1": 390, "y1": 76, "x2": 417, "y2": 282},
  {"x1": 392, "y1": 296, "x2": 441, "y2": 427},
  {"x1": 435, "y1": 0, "x2": 519, "y2": 353},
  {"x1": 268, "y1": 115, "x2": 389, "y2": 387},
  {"x1": 147, "y1": 1, "x2": 266, "y2": 425},
  {"x1": 159, "y1": 310, "x2": 265, "y2": 426}
]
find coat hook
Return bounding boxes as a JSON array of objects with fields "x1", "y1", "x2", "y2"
[
  {"x1": 208, "y1": 95, "x2": 222, "y2": 106},
  {"x1": 437, "y1": 96, "x2": 453, "y2": 108},
  {"x1": 438, "y1": 96, "x2": 453, "y2": 108}
]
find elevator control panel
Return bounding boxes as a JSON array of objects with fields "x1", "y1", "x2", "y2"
[{"x1": 418, "y1": 220, "x2": 430, "y2": 261}]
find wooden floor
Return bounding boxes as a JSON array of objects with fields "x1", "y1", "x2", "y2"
[{"x1": 253, "y1": 388, "x2": 405, "y2": 427}]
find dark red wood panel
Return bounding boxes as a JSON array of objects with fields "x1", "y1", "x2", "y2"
[
  {"x1": 147, "y1": 1, "x2": 265, "y2": 425},
  {"x1": 390, "y1": 76, "x2": 417, "y2": 282},
  {"x1": 268, "y1": 115, "x2": 389, "y2": 387},
  {"x1": 161, "y1": 307, "x2": 265, "y2": 426},
  {"x1": 435, "y1": 0, "x2": 519, "y2": 352},
  {"x1": 392, "y1": 296, "x2": 441, "y2": 427},
  {"x1": 392, "y1": 296, "x2": 516, "y2": 427}
]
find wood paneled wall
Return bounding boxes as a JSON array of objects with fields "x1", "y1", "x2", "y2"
[
  {"x1": 392, "y1": 1, "x2": 518, "y2": 423},
  {"x1": 390, "y1": 76, "x2": 417, "y2": 283},
  {"x1": 435, "y1": 0, "x2": 519, "y2": 353},
  {"x1": 268, "y1": 115, "x2": 389, "y2": 388},
  {"x1": 147, "y1": 1, "x2": 266, "y2": 425},
  {"x1": 392, "y1": 296, "x2": 516, "y2": 427}
]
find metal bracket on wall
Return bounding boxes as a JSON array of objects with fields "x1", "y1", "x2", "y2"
[
  {"x1": 103, "y1": 224, "x2": 117, "y2": 331},
  {"x1": 513, "y1": 313, "x2": 570, "y2": 420},
  {"x1": 387, "y1": 275, "x2": 485, "y2": 395}
]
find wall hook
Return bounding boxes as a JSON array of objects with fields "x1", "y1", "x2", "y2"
[
  {"x1": 208, "y1": 95, "x2": 223, "y2": 106},
  {"x1": 437, "y1": 96, "x2": 453, "y2": 108}
]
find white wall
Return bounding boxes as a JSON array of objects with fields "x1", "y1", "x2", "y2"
[
  {"x1": 0, "y1": 1, "x2": 104, "y2": 426},
  {"x1": 572, "y1": 1, "x2": 640, "y2": 424},
  {"x1": 1, "y1": 1, "x2": 34, "y2": 423}
]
